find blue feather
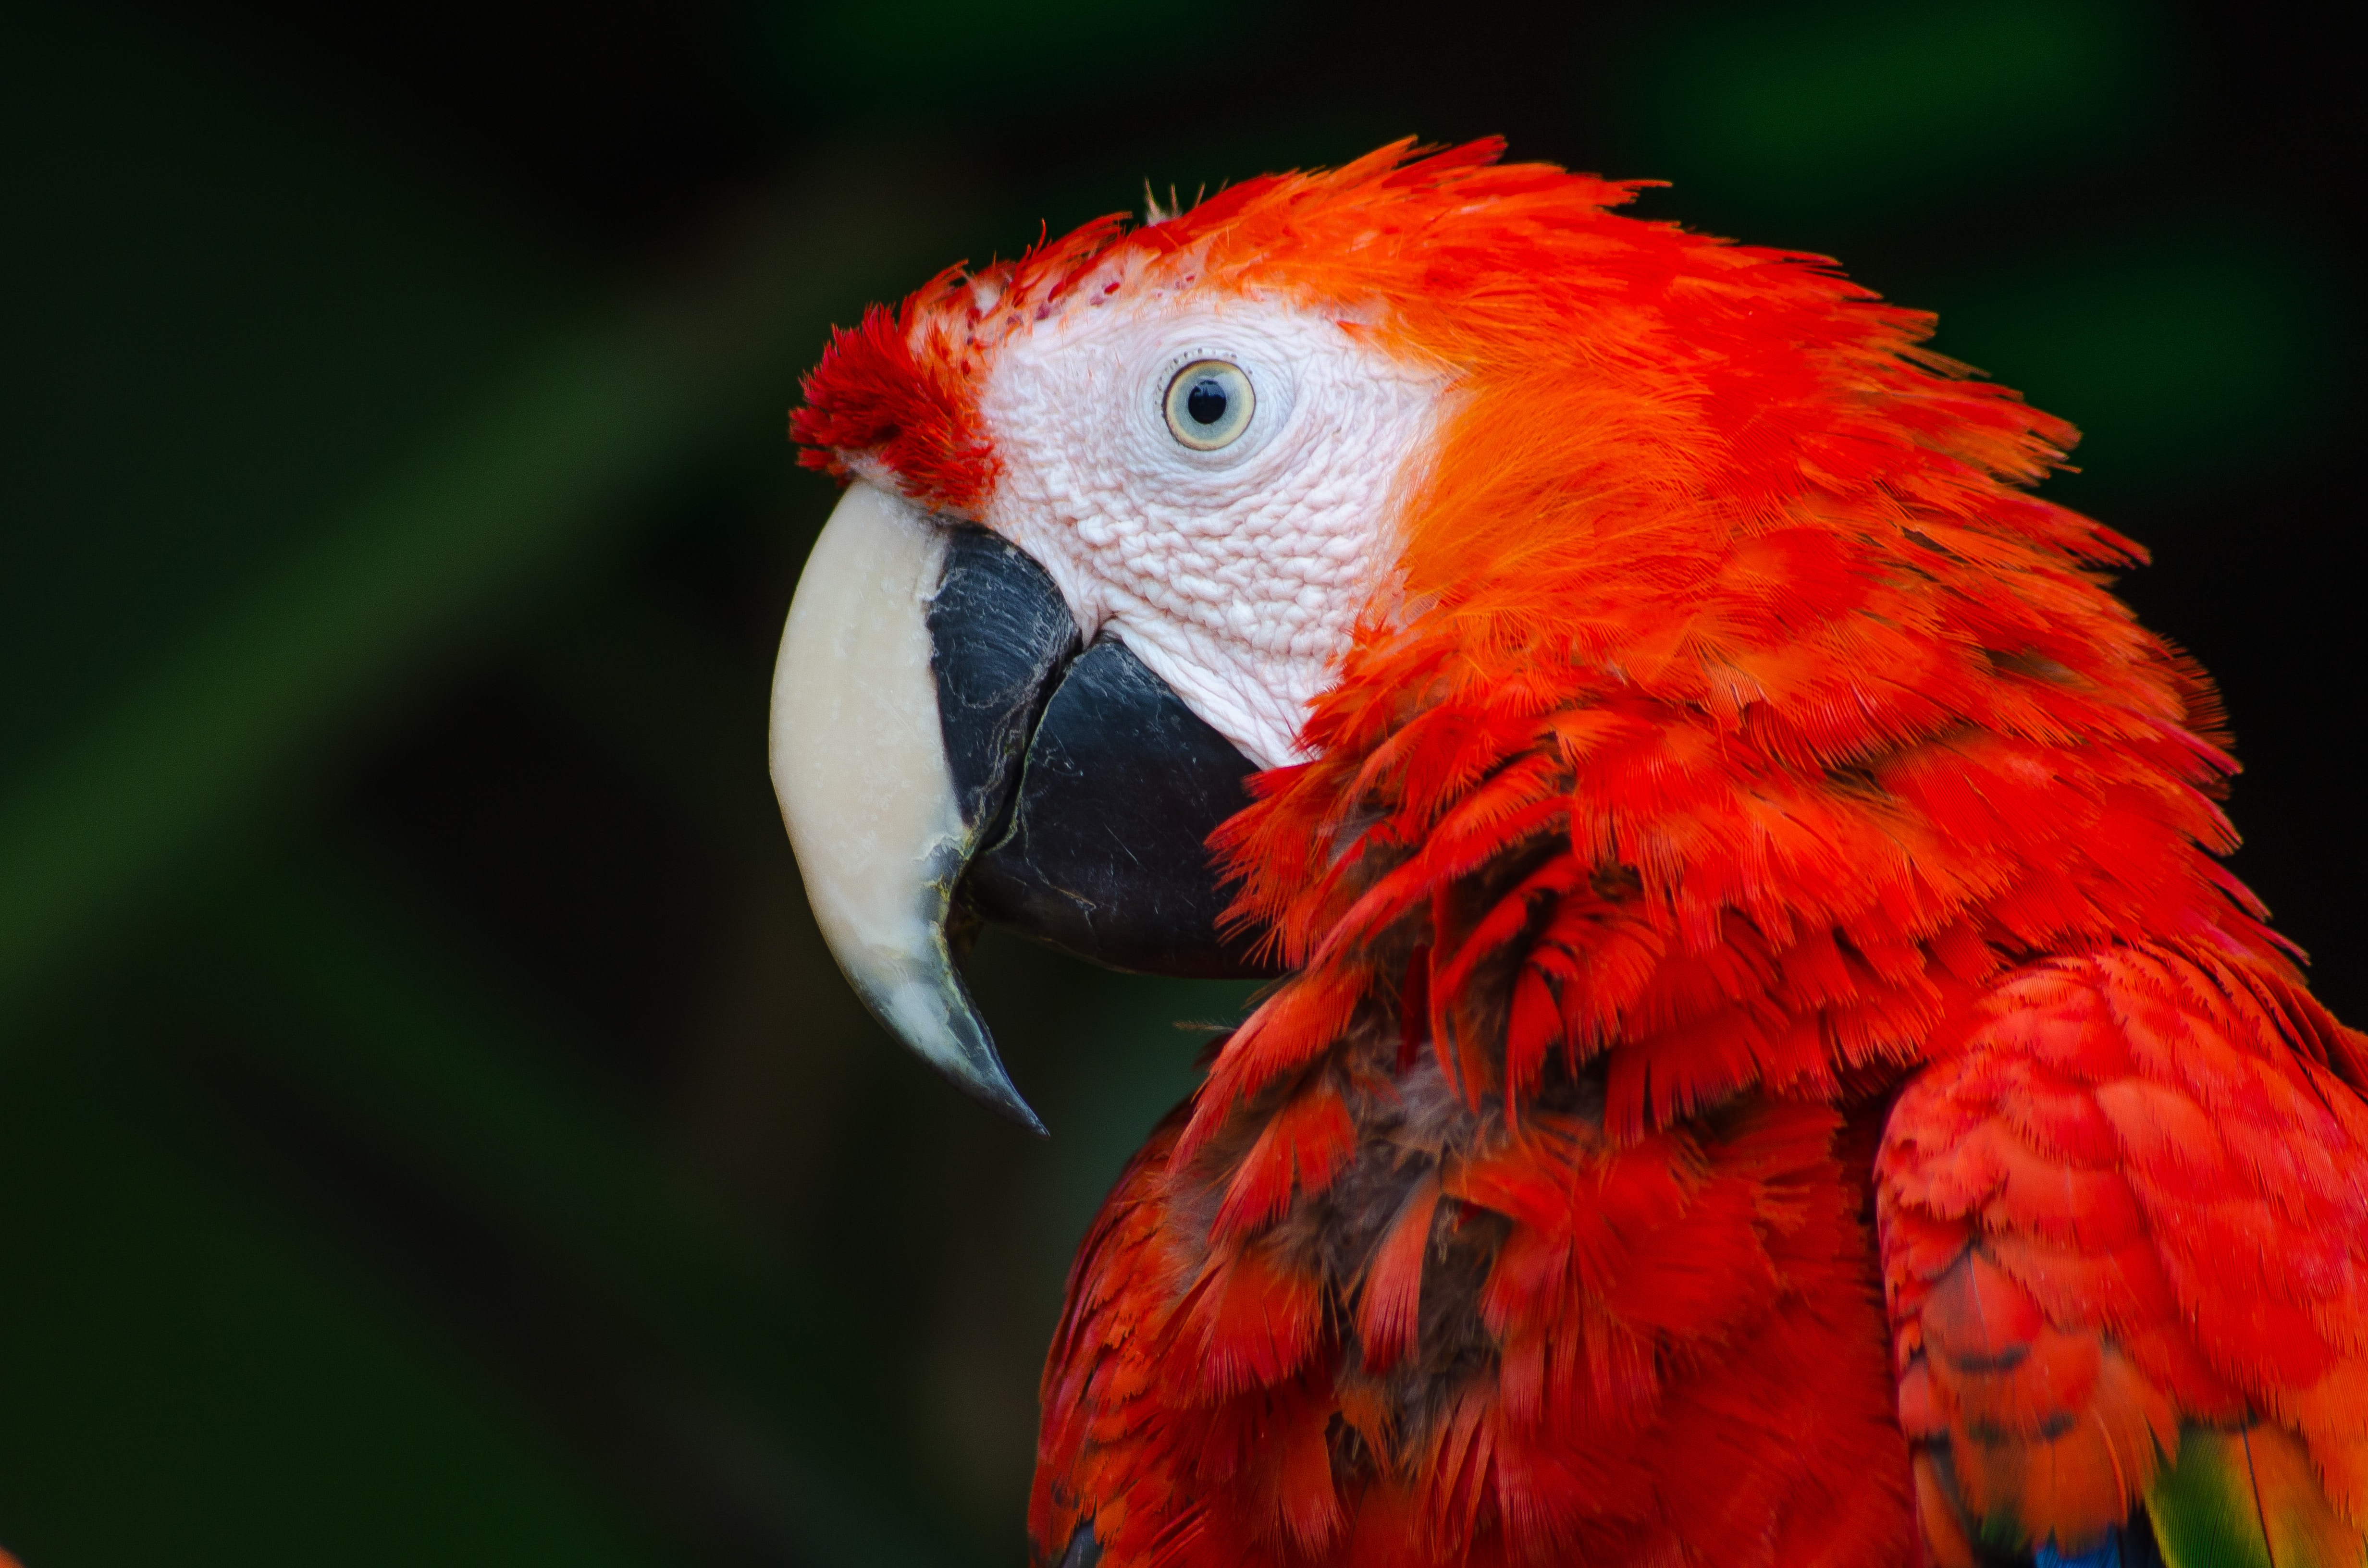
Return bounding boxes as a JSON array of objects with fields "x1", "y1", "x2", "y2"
[{"x1": 2036, "y1": 1534, "x2": 2122, "y2": 1568}]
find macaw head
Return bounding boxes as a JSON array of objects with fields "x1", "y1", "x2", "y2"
[{"x1": 773, "y1": 140, "x2": 2208, "y2": 1135}]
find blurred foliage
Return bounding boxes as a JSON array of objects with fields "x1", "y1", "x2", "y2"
[
  {"x1": 1939, "y1": 235, "x2": 2343, "y2": 488},
  {"x1": 0, "y1": 0, "x2": 2359, "y2": 1563},
  {"x1": 1623, "y1": 0, "x2": 2161, "y2": 220}
]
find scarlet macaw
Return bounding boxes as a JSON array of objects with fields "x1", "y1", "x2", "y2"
[{"x1": 770, "y1": 141, "x2": 2368, "y2": 1568}]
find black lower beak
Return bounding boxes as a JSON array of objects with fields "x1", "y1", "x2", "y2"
[{"x1": 930, "y1": 527, "x2": 1277, "y2": 981}]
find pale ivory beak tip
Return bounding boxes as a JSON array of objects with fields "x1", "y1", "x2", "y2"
[
  {"x1": 770, "y1": 479, "x2": 1048, "y2": 1137},
  {"x1": 876, "y1": 968, "x2": 1049, "y2": 1136}
]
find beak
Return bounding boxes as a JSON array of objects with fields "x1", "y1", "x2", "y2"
[{"x1": 769, "y1": 481, "x2": 1275, "y2": 1133}]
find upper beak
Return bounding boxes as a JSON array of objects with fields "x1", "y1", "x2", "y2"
[{"x1": 768, "y1": 481, "x2": 1275, "y2": 1133}]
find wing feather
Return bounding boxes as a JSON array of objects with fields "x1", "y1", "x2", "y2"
[{"x1": 1880, "y1": 946, "x2": 2368, "y2": 1563}]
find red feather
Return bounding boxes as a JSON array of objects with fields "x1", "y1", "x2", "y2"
[
  {"x1": 1881, "y1": 948, "x2": 2368, "y2": 1559},
  {"x1": 794, "y1": 140, "x2": 2367, "y2": 1567}
]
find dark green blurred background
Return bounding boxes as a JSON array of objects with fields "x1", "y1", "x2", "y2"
[{"x1": 1, "y1": 2, "x2": 2358, "y2": 1562}]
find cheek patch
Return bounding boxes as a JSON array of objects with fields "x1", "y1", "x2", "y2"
[{"x1": 976, "y1": 297, "x2": 1446, "y2": 769}]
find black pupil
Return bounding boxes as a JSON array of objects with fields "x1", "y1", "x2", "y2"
[{"x1": 1185, "y1": 379, "x2": 1230, "y2": 428}]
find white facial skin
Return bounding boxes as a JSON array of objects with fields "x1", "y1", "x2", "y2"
[{"x1": 970, "y1": 294, "x2": 1449, "y2": 769}]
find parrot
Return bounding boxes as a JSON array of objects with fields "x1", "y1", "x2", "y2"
[{"x1": 767, "y1": 140, "x2": 2368, "y2": 1568}]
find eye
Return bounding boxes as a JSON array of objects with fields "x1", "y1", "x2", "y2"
[{"x1": 1163, "y1": 359, "x2": 1255, "y2": 451}]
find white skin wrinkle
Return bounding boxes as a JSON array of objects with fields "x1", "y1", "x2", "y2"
[{"x1": 974, "y1": 293, "x2": 1448, "y2": 770}]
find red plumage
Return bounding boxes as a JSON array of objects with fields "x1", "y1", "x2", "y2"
[
  {"x1": 1882, "y1": 948, "x2": 2368, "y2": 1562},
  {"x1": 796, "y1": 141, "x2": 2368, "y2": 1567},
  {"x1": 790, "y1": 278, "x2": 1000, "y2": 514}
]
